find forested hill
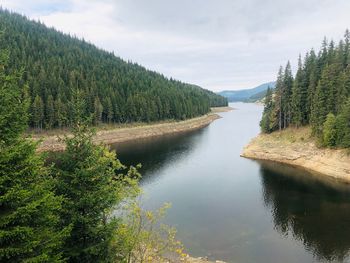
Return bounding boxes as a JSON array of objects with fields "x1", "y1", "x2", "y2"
[
  {"x1": 260, "y1": 30, "x2": 350, "y2": 148},
  {"x1": 0, "y1": 9, "x2": 227, "y2": 129}
]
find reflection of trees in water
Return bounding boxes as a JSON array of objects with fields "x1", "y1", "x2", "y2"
[
  {"x1": 110, "y1": 128, "x2": 206, "y2": 185},
  {"x1": 259, "y1": 162, "x2": 350, "y2": 262}
]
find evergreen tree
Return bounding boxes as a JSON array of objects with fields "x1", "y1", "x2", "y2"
[
  {"x1": 46, "y1": 94, "x2": 55, "y2": 128},
  {"x1": 282, "y1": 61, "x2": 293, "y2": 128},
  {"x1": 54, "y1": 99, "x2": 140, "y2": 262},
  {"x1": 0, "y1": 49, "x2": 66, "y2": 262},
  {"x1": 260, "y1": 29, "x2": 350, "y2": 149},
  {"x1": 93, "y1": 97, "x2": 103, "y2": 125},
  {"x1": 54, "y1": 97, "x2": 67, "y2": 128},
  {"x1": 0, "y1": 8, "x2": 227, "y2": 129},
  {"x1": 260, "y1": 87, "x2": 274, "y2": 133},
  {"x1": 271, "y1": 66, "x2": 284, "y2": 131},
  {"x1": 55, "y1": 122, "x2": 140, "y2": 262},
  {"x1": 322, "y1": 113, "x2": 337, "y2": 147},
  {"x1": 31, "y1": 95, "x2": 44, "y2": 129},
  {"x1": 335, "y1": 98, "x2": 350, "y2": 147},
  {"x1": 291, "y1": 56, "x2": 304, "y2": 127}
]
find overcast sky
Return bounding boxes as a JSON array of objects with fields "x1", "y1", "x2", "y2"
[{"x1": 2, "y1": 0, "x2": 350, "y2": 91}]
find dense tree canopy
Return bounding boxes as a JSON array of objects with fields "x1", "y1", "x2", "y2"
[
  {"x1": 0, "y1": 47, "x2": 67, "y2": 262},
  {"x1": 0, "y1": 9, "x2": 227, "y2": 130},
  {"x1": 261, "y1": 30, "x2": 350, "y2": 148}
]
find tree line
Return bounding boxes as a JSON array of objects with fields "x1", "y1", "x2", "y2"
[
  {"x1": 0, "y1": 42, "x2": 186, "y2": 262},
  {"x1": 0, "y1": 8, "x2": 227, "y2": 130},
  {"x1": 260, "y1": 30, "x2": 350, "y2": 148}
]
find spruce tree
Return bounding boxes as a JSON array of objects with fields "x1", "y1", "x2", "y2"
[
  {"x1": 46, "y1": 94, "x2": 55, "y2": 129},
  {"x1": 55, "y1": 96, "x2": 140, "y2": 262},
  {"x1": 260, "y1": 87, "x2": 274, "y2": 133},
  {"x1": 0, "y1": 49, "x2": 66, "y2": 262},
  {"x1": 282, "y1": 61, "x2": 293, "y2": 128},
  {"x1": 291, "y1": 56, "x2": 303, "y2": 127},
  {"x1": 31, "y1": 95, "x2": 44, "y2": 129},
  {"x1": 322, "y1": 113, "x2": 337, "y2": 147},
  {"x1": 271, "y1": 66, "x2": 284, "y2": 131}
]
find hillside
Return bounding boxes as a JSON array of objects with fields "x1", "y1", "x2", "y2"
[
  {"x1": 0, "y1": 9, "x2": 227, "y2": 129},
  {"x1": 218, "y1": 81, "x2": 276, "y2": 102},
  {"x1": 259, "y1": 30, "x2": 350, "y2": 149}
]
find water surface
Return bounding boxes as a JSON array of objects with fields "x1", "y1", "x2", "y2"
[{"x1": 113, "y1": 103, "x2": 350, "y2": 263}]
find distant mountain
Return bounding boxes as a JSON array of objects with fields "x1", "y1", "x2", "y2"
[{"x1": 218, "y1": 81, "x2": 276, "y2": 102}]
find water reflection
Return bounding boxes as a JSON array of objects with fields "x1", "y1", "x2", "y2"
[
  {"x1": 259, "y1": 161, "x2": 350, "y2": 262},
  {"x1": 110, "y1": 128, "x2": 207, "y2": 185}
]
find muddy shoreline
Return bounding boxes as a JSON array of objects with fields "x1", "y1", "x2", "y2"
[
  {"x1": 241, "y1": 127, "x2": 350, "y2": 183},
  {"x1": 35, "y1": 107, "x2": 233, "y2": 152}
]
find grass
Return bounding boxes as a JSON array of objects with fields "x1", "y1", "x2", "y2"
[{"x1": 265, "y1": 126, "x2": 313, "y2": 144}]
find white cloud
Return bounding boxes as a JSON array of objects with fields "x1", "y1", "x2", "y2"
[{"x1": 1, "y1": 0, "x2": 350, "y2": 91}]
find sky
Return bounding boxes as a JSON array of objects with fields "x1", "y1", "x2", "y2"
[{"x1": 1, "y1": 0, "x2": 350, "y2": 91}]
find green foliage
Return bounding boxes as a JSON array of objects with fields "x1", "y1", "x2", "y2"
[
  {"x1": 114, "y1": 202, "x2": 186, "y2": 263},
  {"x1": 0, "y1": 8, "x2": 227, "y2": 130},
  {"x1": 260, "y1": 87, "x2": 274, "y2": 133},
  {"x1": 261, "y1": 29, "x2": 350, "y2": 149},
  {"x1": 0, "y1": 48, "x2": 67, "y2": 262},
  {"x1": 335, "y1": 98, "x2": 350, "y2": 148},
  {"x1": 322, "y1": 113, "x2": 337, "y2": 147},
  {"x1": 0, "y1": 51, "x2": 28, "y2": 143},
  {"x1": 54, "y1": 122, "x2": 140, "y2": 263}
]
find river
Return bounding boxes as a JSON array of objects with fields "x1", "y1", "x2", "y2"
[{"x1": 112, "y1": 102, "x2": 350, "y2": 263}]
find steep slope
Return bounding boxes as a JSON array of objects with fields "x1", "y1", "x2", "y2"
[
  {"x1": 0, "y1": 9, "x2": 227, "y2": 129},
  {"x1": 218, "y1": 81, "x2": 276, "y2": 102}
]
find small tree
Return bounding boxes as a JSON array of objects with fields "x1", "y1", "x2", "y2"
[
  {"x1": 322, "y1": 113, "x2": 337, "y2": 147},
  {"x1": 260, "y1": 87, "x2": 273, "y2": 133},
  {"x1": 55, "y1": 100, "x2": 140, "y2": 262},
  {"x1": 31, "y1": 95, "x2": 44, "y2": 129}
]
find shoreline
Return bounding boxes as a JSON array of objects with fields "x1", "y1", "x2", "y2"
[
  {"x1": 35, "y1": 107, "x2": 233, "y2": 152},
  {"x1": 241, "y1": 127, "x2": 350, "y2": 183}
]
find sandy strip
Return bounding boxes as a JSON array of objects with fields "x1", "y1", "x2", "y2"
[
  {"x1": 241, "y1": 127, "x2": 350, "y2": 183},
  {"x1": 35, "y1": 112, "x2": 227, "y2": 152}
]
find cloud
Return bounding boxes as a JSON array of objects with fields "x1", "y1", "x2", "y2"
[{"x1": 1, "y1": 0, "x2": 350, "y2": 91}]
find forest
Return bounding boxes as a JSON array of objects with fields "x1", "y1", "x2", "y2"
[
  {"x1": 260, "y1": 30, "x2": 350, "y2": 148},
  {"x1": 0, "y1": 9, "x2": 227, "y2": 130},
  {"x1": 0, "y1": 37, "x2": 188, "y2": 262}
]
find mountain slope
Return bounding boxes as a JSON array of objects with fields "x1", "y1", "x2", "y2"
[
  {"x1": 0, "y1": 9, "x2": 227, "y2": 129},
  {"x1": 218, "y1": 81, "x2": 276, "y2": 102}
]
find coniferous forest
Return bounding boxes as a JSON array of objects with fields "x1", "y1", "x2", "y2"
[
  {"x1": 0, "y1": 9, "x2": 227, "y2": 130},
  {"x1": 260, "y1": 30, "x2": 350, "y2": 148},
  {"x1": 0, "y1": 24, "x2": 186, "y2": 263}
]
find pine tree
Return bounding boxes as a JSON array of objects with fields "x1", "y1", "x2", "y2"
[
  {"x1": 271, "y1": 66, "x2": 284, "y2": 131},
  {"x1": 46, "y1": 94, "x2": 55, "y2": 129},
  {"x1": 0, "y1": 9, "x2": 227, "y2": 128},
  {"x1": 0, "y1": 49, "x2": 66, "y2": 262},
  {"x1": 31, "y1": 95, "x2": 44, "y2": 129},
  {"x1": 55, "y1": 97, "x2": 67, "y2": 128},
  {"x1": 282, "y1": 61, "x2": 293, "y2": 128},
  {"x1": 55, "y1": 120, "x2": 140, "y2": 262},
  {"x1": 335, "y1": 98, "x2": 350, "y2": 147},
  {"x1": 93, "y1": 97, "x2": 103, "y2": 125},
  {"x1": 260, "y1": 87, "x2": 274, "y2": 133},
  {"x1": 322, "y1": 113, "x2": 337, "y2": 147},
  {"x1": 291, "y1": 56, "x2": 303, "y2": 127}
]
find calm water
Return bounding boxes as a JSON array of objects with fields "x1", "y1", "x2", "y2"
[{"x1": 112, "y1": 103, "x2": 350, "y2": 263}]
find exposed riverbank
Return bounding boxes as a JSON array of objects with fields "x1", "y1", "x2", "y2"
[
  {"x1": 34, "y1": 107, "x2": 233, "y2": 152},
  {"x1": 241, "y1": 127, "x2": 350, "y2": 183}
]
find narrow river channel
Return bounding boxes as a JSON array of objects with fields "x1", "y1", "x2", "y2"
[{"x1": 112, "y1": 102, "x2": 350, "y2": 263}]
